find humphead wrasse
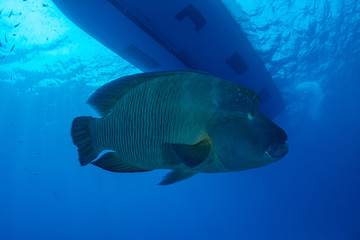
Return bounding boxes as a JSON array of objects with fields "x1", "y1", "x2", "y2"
[{"x1": 71, "y1": 70, "x2": 288, "y2": 185}]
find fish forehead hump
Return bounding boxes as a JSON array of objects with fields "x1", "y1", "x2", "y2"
[
  {"x1": 137, "y1": 71, "x2": 260, "y2": 118},
  {"x1": 213, "y1": 79, "x2": 260, "y2": 114},
  {"x1": 163, "y1": 71, "x2": 257, "y2": 115},
  {"x1": 140, "y1": 70, "x2": 257, "y2": 108}
]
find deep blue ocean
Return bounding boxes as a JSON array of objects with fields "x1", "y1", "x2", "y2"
[{"x1": 1, "y1": 0, "x2": 359, "y2": 239}]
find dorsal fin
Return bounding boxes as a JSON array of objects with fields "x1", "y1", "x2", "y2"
[
  {"x1": 86, "y1": 70, "x2": 211, "y2": 116},
  {"x1": 87, "y1": 72, "x2": 153, "y2": 116}
]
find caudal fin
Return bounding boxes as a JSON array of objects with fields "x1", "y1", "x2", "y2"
[{"x1": 71, "y1": 116, "x2": 99, "y2": 166}]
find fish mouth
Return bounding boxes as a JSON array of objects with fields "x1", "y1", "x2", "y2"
[{"x1": 265, "y1": 142, "x2": 289, "y2": 160}]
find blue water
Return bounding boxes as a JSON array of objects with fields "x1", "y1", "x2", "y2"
[{"x1": 1, "y1": 0, "x2": 359, "y2": 239}]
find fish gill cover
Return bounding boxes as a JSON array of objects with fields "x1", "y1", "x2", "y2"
[{"x1": 0, "y1": 0, "x2": 359, "y2": 240}]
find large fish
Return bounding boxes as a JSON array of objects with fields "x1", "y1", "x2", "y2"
[{"x1": 71, "y1": 70, "x2": 288, "y2": 185}]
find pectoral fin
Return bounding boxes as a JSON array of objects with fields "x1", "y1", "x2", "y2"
[
  {"x1": 171, "y1": 138, "x2": 212, "y2": 168},
  {"x1": 158, "y1": 169, "x2": 198, "y2": 185}
]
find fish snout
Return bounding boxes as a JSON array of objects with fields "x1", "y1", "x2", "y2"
[{"x1": 265, "y1": 142, "x2": 289, "y2": 160}]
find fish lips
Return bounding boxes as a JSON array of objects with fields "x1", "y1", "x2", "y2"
[{"x1": 265, "y1": 142, "x2": 289, "y2": 160}]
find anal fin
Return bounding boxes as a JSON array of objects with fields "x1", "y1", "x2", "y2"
[{"x1": 92, "y1": 152, "x2": 150, "y2": 173}]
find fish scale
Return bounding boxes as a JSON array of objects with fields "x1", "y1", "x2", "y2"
[{"x1": 97, "y1": 78, "x2": 207, "y2": 169}]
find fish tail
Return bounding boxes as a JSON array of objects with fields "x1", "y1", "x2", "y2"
[{"x1": 71, "y1": 116, "x2": 100, "y2": 166}]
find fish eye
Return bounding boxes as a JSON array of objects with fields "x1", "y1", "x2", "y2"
[{"x1": 247, "y1": 111, "x2": 255, "y2": 120}]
